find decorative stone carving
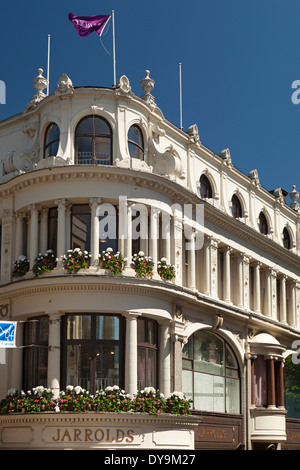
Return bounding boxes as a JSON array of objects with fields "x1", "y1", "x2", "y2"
[
  {"x1": 56, "y1": 73, "x2": 73, "y2": 93},
  {"x1": 3, "y1": 125, "x2": 39, "y2": 174},
  {"x1": 25, "y1": 69, "x2": 48, "y2": 111},
  {"x1": 219, "y1": 148, "x2": 232, "y2": 167},
  {"x1": 116, "y1": 75, "x2": 132, "y2": 96},
  {"x1": 290, "y1": 185, "x2": 300, "y2": 212},
  {"x1": 140, "y1": 70, "x2": 156, "y2": 107},
  {"x1": 114, "y1": 156, "x2": 153, "y2": 172},
  {"x1": 151, "y1": 147, "x2": 185, "y2": 180},
  {"x1": 248, "y1": 169, "x2": 260, "y2": 186},
  {"x1": 186, "y1": 124, "x2": 200, "y2": 145}
]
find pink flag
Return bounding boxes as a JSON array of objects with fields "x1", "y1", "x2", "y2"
[{"x1": 69, "y1": 12, "x2": 111, "y2": 38}]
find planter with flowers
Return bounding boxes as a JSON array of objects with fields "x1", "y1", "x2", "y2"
[
  {"x1": 157, "y1": 257, "x2": 176, "y2": 281},
  {"x1": 132, "y1": 251, "x2": 154, "y2": 278},
  {"x1": 12, "y1": 255, "x2": 30, "y2": 279},
  {"x1": 0, "y1": 385, "x2": 192, "y2": 416},
  {"x1": 32, "y1": 249, "x2": 57, "y2": 277},
  {"x1": 63, "y1": 248, "x2": 91, "y2": 274},
  {"x1": 99, "y1": 247, "x2": 126, "y2": 275}
]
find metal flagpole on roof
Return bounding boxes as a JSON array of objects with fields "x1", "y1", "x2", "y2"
[
  {"x1": 47, "y1": 34, "x2": 50, "y2": 96},
  {"x1": 112, "y1": 10, "x2": 116, "y2": 87},
  {"x1": 179, "y1": 62, "x2": 183, "y2": 130}
]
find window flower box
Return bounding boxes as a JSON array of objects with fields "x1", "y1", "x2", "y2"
[{"x1": 99, "y1": 248, "x2": 126, "y2": 275}]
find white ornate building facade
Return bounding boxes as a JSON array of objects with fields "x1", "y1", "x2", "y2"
[{"x1": 0, "y1": 67, "x2": 300, "y2": 450}]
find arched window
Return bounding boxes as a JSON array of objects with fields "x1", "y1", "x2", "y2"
[
  {"x1": 283, "y1": 227, "x2": 291, "y2": 250},
  {"x1": 258, "y1": 211, "x2": 269, "y2": 235},
  {"x1": 231, "y1": 194, "x2": 243, "y2": 218},
  {"x1": 44, "y1": 123, "x2": 60, "y2": 158},
  {"x1": 182, "y1": 330, "x2": 240, "y2": 413},
  {"x1": 199, "y1": 174, "x2": 212, "y2": 199},
  {"x1": 128, "y1": 125, "x2": 144, "y2": 160},
  {"x1": 75, "y1": 115, "x2": 112, "y2": 165}
]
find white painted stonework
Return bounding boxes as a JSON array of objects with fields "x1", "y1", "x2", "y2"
[
  {"x1": 0, "y1": 68, "x2": 299, "y2": 450},
  {"x1": 0, "y1": 413, "x2": 198, "y2": 450}
]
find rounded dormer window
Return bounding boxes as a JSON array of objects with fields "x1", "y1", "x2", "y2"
[
  {"x1": 128, "y1": 125, "x2": 144, "y2": 160},
  {"x1": 75, "y1": 115, "x2": 112, "y2": 165},
  {"x1": 44, "y1": 123, "x2": 60, "y2": 158},
  {"x1": 231, "y1": 194, "x2": 243, "y2": 218},
  {"x1": 258, "y1": 211, "x2": 269, "y2": 234},
  {"x1": 283, "y1": 227, "x2": 291, "y2": 250},
  {"x1": 199, "y1": 174, "x2": 212, "y2": 199}
]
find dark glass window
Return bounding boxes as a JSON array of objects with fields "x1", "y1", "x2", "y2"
[
  {"x1": 44, "y1": 123, "x2": 60, "y2": 158},
  {"x1": 23, "y1": 316, "x2": 49, "y2": 390},
  {"x1": 62, "y1": 313, "x2": 124, "y2": 393},
  {"x1": 283, "y1": 227, "x2": 291, "y2": 250},
  {"x1": 137, "y1": 318, "x2": 157, "y2": 390},
  {"x1": 71, "y1": 205, "x2": 91, "y2": 252},
  {"x1": 75, "y1": 115, "x2": 112, "y2": 165},
  {"x1": 48, "y1": 207, "x2": 58, "y2": 257},
  {"x1": 231, "y1": 194, "x2": 243, "y2": 218},
  {"x1": 199, "y1": 174, "x2": 212, "y2": 199},
  {"x1": 128, "y1": 125, "x2": 144, "y2": 160},
  {"x1": 258, "y1": 212, "x2": 269, "y2": 234},
  {"x1": 182, "y1": 330, "x2": 240, "y2": 413}
]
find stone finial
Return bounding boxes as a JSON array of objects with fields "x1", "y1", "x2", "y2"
[
  {"x1": 32, "y1": 68, "x2": 48, "y2": 103},
  {"x1": 290, "y1": 185, "x2": 300, "y2": 212},
  {"x1": 140, "y1": 70, "x2": 155, "y2": 107}
]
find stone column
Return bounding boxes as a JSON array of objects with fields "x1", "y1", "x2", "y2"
[
  {"x1": 280, "y1": 275, "x2": 287, "y2": 324},
  {"x1": 276, "y1": 360, "x2": 285, "y2": 409},
  {"x1": 28, "y1": 204, "x2": 39, "y2": 269},
  {"x1": 55, "y1": 199, "x2": 67, "y2": 266},
  {"x1": 267, "y1": 357, "x2": 276, "y2": 408},
  {"x1": 253, "y1": 262, "x2": 261, "y2": 313},
  {"x1": 125, "y1": 202, "x2": 133, "y2": 270},
  {"x1": 15, "y1": 212, "x2": 25, "y2": 259},
  {"x1": 289, "y1": 281, "x2": 296, "y2": 328},
  {"x1": 236, "y1": 254, "x2": 244, "y2": 308},
  {"x1": 173, "y1": 208, "x2": 183, "y2": 286},
  {"x1": 47, "y1": 313, "x2": 61, "y2": 398},
  {"x1": 187, "y1": 230, "x2": 196, "y2": 290},
  {"x1": 90, "y1": 198, "x2": 102, "y2": 266},
  {"x1": 270, "y1": 269, "x2": 278, "y2": 320},
  {"x1": 40, "y1": 207, "x2": 49, "y2": 254},
  {"x1": 159, "y1": 323, "x2": 171, "y2": 397},
  {"x1": 223, "y1": 246, "x2": 232, "y2": 303},
  {"x1": 264, "y1": 268, "x2": 272, "y2": 317},
  {"x1": 203, "y1": 237, "x2": 211, "y2": 296},
  {"x1": 125, "y1": 313, "x2": 138, "y2": 396},
  {"x1": 150, "y1": 206, "x2": 159, "y2": 275}
]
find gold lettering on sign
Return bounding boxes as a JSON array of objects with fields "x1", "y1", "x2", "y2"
[
  {"x1": 199, "y1": 428, "x2": 226, "y2": 440},
  {"x1": 52, "y1": 428, "x2": 135, "y2": 443}
]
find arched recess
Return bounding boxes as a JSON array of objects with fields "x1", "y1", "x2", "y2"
[
  {"x1": 182, "y1": 324, "x2": 243, "y2": 414},
  {"x1": 230, "y1": 191, "x2": 248, "y2": 219},
  {"x1": 70, "y1": 108, "x2": 116, "y2": 164},
  {"x1": 199, "y1": 171, "x2": 218, "y2": 200},
  {"x1": 282, "y1": 225, "x2": 293, "y2": 250}
]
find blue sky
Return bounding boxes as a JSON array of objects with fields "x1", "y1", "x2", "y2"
[{"x1": 0, "y1": 0, "x2": 300, "y2": 200}]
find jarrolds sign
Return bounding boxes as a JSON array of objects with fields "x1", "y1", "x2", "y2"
[
  {"x1": 0, "y1": 413, "x2": 199, "y2": 449},
  {"x1": 44, "y1": 426, "x2": 138, "y2": 444}
]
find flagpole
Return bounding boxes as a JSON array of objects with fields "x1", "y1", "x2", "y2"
[
  {"x1": 47, "y1": 34, "x2": 51, "y2": 96},
  {"x1": 179, "y1": 62, "x2": 183, "y2": 130},
  {"x1": 112, "y1": 10, "x2": 116, "y2": 87}
]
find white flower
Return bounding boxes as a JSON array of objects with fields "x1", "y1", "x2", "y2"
[
  {"x1": 106, "y1": 247, "x2": 113, "y2": 252},
  {"x1": 74, "y1": 386, "x2": 83, "y2": 394},
  {"x1": 144, "y1": 386, "x2": 156, "y2": 395},
  {"x1": 160, "y1": 257, "x2": 167, "y2": 263},
  {"x1": 105, "y1": 386, "x2": 113, "y2": 392},
  {"x1": 171, "y1": 391, "x2": 184, "y2": 399},
  {"x1": 112, "y1": 385, "x2": 120, "y2": 391},
  {"x1": 138, "y1": 251, "x2": 145, "y2": 256},
  {"x1": 66, "y1": 385, "x2": 74, "y2": 392},
  {"x1": 7, "y1": 388, "x2": 17, "y2": 396}
]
